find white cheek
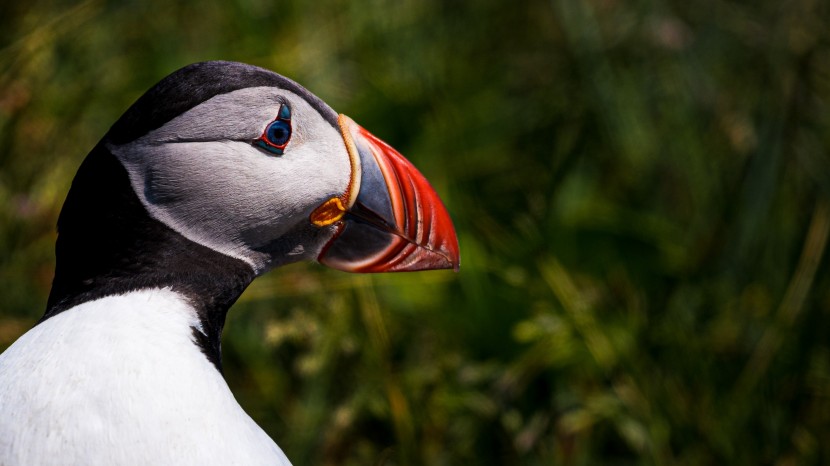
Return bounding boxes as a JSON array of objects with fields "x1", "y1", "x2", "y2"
[
  {"x1": 111, "y1": 138, "x2": 349, "y2": 272},
  {"x1": 108, "y1": 86, "x2": 350, "y2": 272}
]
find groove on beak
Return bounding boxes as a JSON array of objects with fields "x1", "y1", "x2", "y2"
[{"x1": 316, "y1": 115, "x2": 459, "y2": 273}]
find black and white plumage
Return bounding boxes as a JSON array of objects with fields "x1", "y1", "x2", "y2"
[{"x1": 0, "y1": 61, "x2": 458, "y2": 465}]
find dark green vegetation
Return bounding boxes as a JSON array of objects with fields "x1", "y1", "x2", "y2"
[{"x1": 2, "y1": 0, "x2": 830, "y2": 464}]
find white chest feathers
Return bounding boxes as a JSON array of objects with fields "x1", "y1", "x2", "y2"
[{"x1": 0, "y1": 289, "x2": 291, "y2": 466}]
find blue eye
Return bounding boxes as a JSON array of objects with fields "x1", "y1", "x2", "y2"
[
  {"x1": 253, "y1": 104, "x2": 292, "y2": 155},
  {"x1": 267, "y1": 120, "x2": 291, "y2": 146}
]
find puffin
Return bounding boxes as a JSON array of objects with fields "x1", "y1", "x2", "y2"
[{"x1": 0, "y1": 61, "x2": 459, "y2": 465}]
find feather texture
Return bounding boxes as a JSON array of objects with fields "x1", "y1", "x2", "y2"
[{"x1": 0, "y1": 289, "x2": 291, "y2": 466}]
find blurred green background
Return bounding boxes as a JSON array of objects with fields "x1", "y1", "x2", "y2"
[{"x1": 2, "y1": 0, "x2": 830, "y2": 464}]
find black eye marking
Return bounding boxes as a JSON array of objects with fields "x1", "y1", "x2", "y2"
[{"x1": 253, "y1": 104, "x2": 292, "y2": 155}]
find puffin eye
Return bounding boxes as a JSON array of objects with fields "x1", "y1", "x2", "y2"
[
  {"x1": 267, "y1": 121, "x2": 291, "y2": 146},
  {"x1": 253, "y1": 104, "x2": 292, "y2": 155}
]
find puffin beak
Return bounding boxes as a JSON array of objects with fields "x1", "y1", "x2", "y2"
[{"x1": 313, "y1": 115, "x2": 459, "y2": 273}]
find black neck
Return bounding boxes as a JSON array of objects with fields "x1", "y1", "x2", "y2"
[{"x1": 44, "y1": 143, "x2": 255, "y2": 372}]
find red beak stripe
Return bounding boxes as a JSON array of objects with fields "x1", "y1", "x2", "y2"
[{"x1": 317, "y1": 115, "x2": 459, "y2": 273}]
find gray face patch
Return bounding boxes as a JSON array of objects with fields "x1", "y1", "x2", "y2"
[{"x1": 109, "y1": 87, "x2": 351, "y2": 272}]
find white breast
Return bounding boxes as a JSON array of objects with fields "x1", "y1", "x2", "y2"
[{"x1": 0, "y1": 289, "x2": 291, "y2": 466}]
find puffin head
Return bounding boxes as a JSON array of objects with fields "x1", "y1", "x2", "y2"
[
  {"x1": 44, "y1": 62, "x2": 459, "y2": 367},
  {"x1": 106, "y1": 61, "x2": 459, "y2": 275}
]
